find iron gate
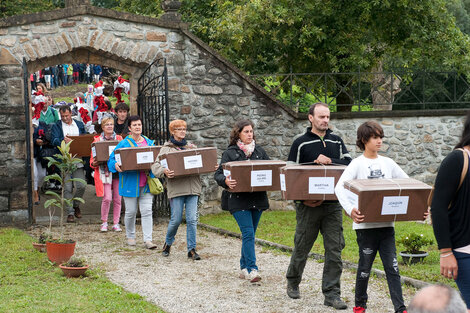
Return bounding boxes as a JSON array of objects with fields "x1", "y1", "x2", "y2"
[
  {"x1": 137, "y1": 58, "x2": 170, "y2": 218},
  {"x1": 23, "y1": 58, "x2": 33, "y2": 223}
]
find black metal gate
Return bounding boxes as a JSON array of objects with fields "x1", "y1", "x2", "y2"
[
  {"x1": 137, "y1": 58, "x2": 170, "y2": 218},
  {"x1": 23, "y1": 58, "x2": 33, "y2": 223}
]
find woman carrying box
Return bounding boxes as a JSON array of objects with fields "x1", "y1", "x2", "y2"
[
  {"x1": 151, "y1": 119, "x2": 203, "y2": 260},
  {"x1": 90, "y1": 117, "x2": 123, "y2": 232},
  {"x1": 214, "y1": 119, "x2": 270, "y2": 283},
  {"x1": 108, "y1": 115, "x2": 157, "y2": 249}
]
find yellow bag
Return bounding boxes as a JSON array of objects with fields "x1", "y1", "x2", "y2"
[{"x1": 147, "y1": 175, "x2": 164, "y2": 195}]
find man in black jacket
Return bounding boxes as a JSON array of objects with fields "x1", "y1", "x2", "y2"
[{"x1": 286, "y1": 102, "x2": 351, "y2": 310}]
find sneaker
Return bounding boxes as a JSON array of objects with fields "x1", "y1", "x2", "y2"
[
  {"x1": 67, "y1": 214, "x2": 74, "y2": 223},
  {"x1": 239, "y1": 268, "x2": 249, "y2": 279},
  {"x1": 144, "y1": 241, "x2": 157, "y2": 249},
  {"x1": 112, "y1": 224, "x2": 122, "y2": 232},
  {"x1": 187, "y1": 248, "x2": 201, "y2": 260},
  {"x1": 127, "y1": 238, "x2": 136, "y2": 246},
  {"x1": 353, "y1": 307, "x2": 366, "y2": 313},
  {"x1": 324, "y1": 298, "x2": 347, "y2": 310},
  {"x1": 100, "y1": 222, "x2": 108, "y2": 232},
  {"x1": 162, "y1": 243, "x2": 171, "y2": 257},
  {"x1": 248, "y1": 269, "x2": 261, "y2": 283},
  {"x1": 287, "y1": 285, "x2": 300, "y2": 299}
]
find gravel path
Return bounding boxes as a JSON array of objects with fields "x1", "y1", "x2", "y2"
[{"x1": 31, "y1": 223, "x2": 416, "y2": 313}]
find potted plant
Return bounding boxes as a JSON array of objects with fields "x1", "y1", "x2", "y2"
[
  {"x1": 59, "y1": 257, "x2": 89, "y2": 278},
  {"x1": 32, "y1": 232, "x2": 52, "y2": 252},
  {"x1": 398, "y1": 232, "x2": 434, "y2": 264},
  {"x1": 43, "y1": 140, "x2": 86, "y2": 264}
]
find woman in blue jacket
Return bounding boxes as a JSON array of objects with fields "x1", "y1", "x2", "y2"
[{"x1": 108, "y1": 115, "x2": 157, "y2": 249}]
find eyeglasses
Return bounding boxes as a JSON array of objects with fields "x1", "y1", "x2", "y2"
[
  {"x1": 104, "y1": 123, "x2": 114, "y2": 126},
  {"x1": 174, "y1": 128, "x2": 187, "y2": 132}
]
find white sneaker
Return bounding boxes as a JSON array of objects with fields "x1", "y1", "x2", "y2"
[
  {"x1": 248, "y1": 269, "x2": 261, "y2": 283},
  {"x1": 100, "y1": 222, "x2": 108, "y2": 232},
  {"x1": 239, "y1": 268, "x2": 249, "y2": 280},
  {"x1": 112, "y1": 224, "x2": 122, "y2": 232}
]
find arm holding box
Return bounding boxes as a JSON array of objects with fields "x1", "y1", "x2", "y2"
[
  {"x1": 335, "y1": 158, "x2": 360, "y2": 217},
  {"x1": 151, "y1": 145, "x2": 172, "y2": 179},
  {"x1": 330, "y1": 138, "x2": 352, "y2": 165}
]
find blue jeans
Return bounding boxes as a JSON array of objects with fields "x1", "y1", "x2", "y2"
[
  {"x1": 166, "y1": 195, "x2": 198, "y2": 251},
  {"x1": 233, "y1": 209, "x2": 263, "y2": 273},
  {"x1": 355, "y1": 227, "x2": 406, "y2": 313},
  {"x1": 454, "y1": 251, "x2": 470, "y2": 309}
]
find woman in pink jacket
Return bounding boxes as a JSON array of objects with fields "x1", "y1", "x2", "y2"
[{"x1": 90, "y1": 117, "x2": 123, "y2": 232}]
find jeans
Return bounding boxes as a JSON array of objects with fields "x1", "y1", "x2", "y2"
[
  {"x1": 101, "y1": 178, "x2": 122, "y2": 225},
  {"x1": 123, "y1": 189, "x2": 153, "y2": 242},
  {"x1": 355, "y1": 227, "x2": 406, "y2": 312},
  {"x1": 64, "y1": 167, "x2": 86, "y2": 215},
  {"x1": 454, "y1": 251, "x2": 470, "y2": 309},
  {"x1": 165, "y1": 195, "x2": 199, "y2": 251},
  {"x1": 233, "y1": 209, "x2": 263, "y2": 272},
  {"x1": 286, "y1": 202, "x2": 345, "y2": 300}
]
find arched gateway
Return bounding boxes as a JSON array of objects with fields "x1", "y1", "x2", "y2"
[{"x1": 0, "y1": 0, "x2": 295, "y2": 225}]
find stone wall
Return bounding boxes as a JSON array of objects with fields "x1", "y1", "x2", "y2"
[{"x1": 0, "y1": 5, "x2": 467, "y2": 223}]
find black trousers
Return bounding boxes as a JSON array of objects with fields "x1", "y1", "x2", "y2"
[{"x1": 355, "y1": 227, "x2": 406, "y2": 313}]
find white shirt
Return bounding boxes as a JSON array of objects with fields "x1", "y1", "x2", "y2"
[
  {"x1": 335, "y1": 154, "x2": 408, "y2": 230},
  {"x1": 61, "y1": 120, "x2": 80, "y2": 137}
]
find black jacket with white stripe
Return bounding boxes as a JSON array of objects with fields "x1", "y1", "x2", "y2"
[{"x1": 287, "y1": 127, "x2": 352, "y2": 165}]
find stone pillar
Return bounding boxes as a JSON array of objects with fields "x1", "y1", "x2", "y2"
[
  {"x1": 65, "y1": 0, "x2": 90, "y2": 7},
  {"x1": 160, "y1": 1, "x2": 182, "y2": 22}
]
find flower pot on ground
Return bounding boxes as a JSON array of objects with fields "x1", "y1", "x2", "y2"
[
  {"x1": 32, "y1": 232, "x2": 52, "y2": 253},
  {"x1": 397, "y1": 232, "x2": 433, "y2": 265},
  {"x1": 59, "y1": 257, "x2": 89, "y2": 278},
  {"x1": 46, "y1": 240, "x2": 76, "y2": 264}
]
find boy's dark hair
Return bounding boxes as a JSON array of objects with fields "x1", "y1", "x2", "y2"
[
  {"x1": 308, "y1": 102, "x2": 329, "y2": 116},
  {"x1": 104, "y1": 99, "x2": 112, "y2": 111},
  {"x1": 356, "y1": 121, "x2": 384, "y2": 151},
  {"x1": 58, "y1": 105, "x2": 71, "y2": 113},
  {"x1": 127, "y1": 115, "x2": 142, "y2": 127},
  {"x1": 115, "y1": 102, "x2": 130, "y2": 112}
]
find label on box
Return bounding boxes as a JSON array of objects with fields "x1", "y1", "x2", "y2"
[
  {"x1": 108, "y1": 145, "x2": 116, "y2": 156},
  {"x1": 184, "y1": 155, "x2": 203, "y2": 169},
  {"x1": 115, "y1": 153, "x2": 122, "y2": 166},
  {"x1": 160, "y1": 158, "x2": 168, "y2": 169},
  {"x1": 345, "y1": 189, "x2": 359, "y2": 209},
  {"x1": 280, "y1": 174, "x2": 286, "y2": 191},
  {"x1": 308, "y1": 177, "x2": 335, "y2": 194},
  {"x1": 92, "y1": 146, "x2": 96, "y2": 157},
  {"x1": 136, "y1": 151, "x2": 154, "y2": 164},
  {"x1": 223, "y1": 169, "x2": 231, "y2": 177},
  {"x1": 251, "y1": 170, "x2": 272, "y2": 187},
  {"x1": 381, "y1": 196, "x2": 409, "y2": 215}
]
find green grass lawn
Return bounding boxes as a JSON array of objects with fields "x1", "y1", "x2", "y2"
[
  {"x1": 52, "y1": 84, "x2": 129, "y2": 106},
  {"x1": 200, "y1": 210, "x2": 456, "y2": 287},
  {"x1": 0, "y1": 228, "x2": 163, "y2": 313}
]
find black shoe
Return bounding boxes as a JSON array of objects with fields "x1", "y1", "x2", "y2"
[
  {"x1": 324, "y1": 298, "x2": 347, "y2": 310},
  {"x1": 287, "y1": 285, "x2": 300, "y2": 299},
  {"x1": 74, "y1": 207, "x2": 82, "y2": 218},
  {"x1": 187, "y1": 248, "x2": 201, "y2": 260},
  {"x1": 162, "y1": 243, "x2": 171, "y2": 257},
  {"x1": 67, "y1": 215, "x2": 75, "y2": 223}
]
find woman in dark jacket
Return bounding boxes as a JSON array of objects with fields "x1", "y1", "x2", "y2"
[
  {"x1": 431, "y1": 111, "x2": 470, "y2": 310},
  {"x1": 214, "y1": 119, "x2": 269, "y2": 283}
]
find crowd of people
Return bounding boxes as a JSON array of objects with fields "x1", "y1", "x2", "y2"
[
  {"x1": 30, "y1": 64, "x2": 110, "y2": 91},
  {"x1": 30, "y1": 90, "x2": 470, "y2": 312}
]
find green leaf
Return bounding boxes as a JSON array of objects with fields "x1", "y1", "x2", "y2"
[
  {"x1": 44, "y1": 191, "x2": 61, "y2": 201},
  {"x1": 66, "y1": 178, "x2": 87, "y2": 185},
  {"x1": 44, "y1": 174, "x2": 62, "y2": 183}
]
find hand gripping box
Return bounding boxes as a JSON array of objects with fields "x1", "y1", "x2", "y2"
[
  {"x1": 158, "y1": 147, "x2": 218, "y2": 177},
  {"x1": 222, "y1": 160, "x2": 287, "y2": 192},
  {"x1": 279, "y1": 164, "x2": 346, "y2": 200},
  {"x1": 69, "y1": 134, "x2": 96, "y2": 157},
  {"x1": 114, "y1": 146, "x2": 162, "y2": 171},
  {"x1": 91, "y1": 140, "x2": 120, "y2": 162},
  {"x1": 343, "y1": 178, "x2": 433, "y2": 222}
]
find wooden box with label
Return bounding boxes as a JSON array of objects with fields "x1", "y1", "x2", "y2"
[
  {"x1": 69, "y1": 134, "x2": 95, "y2": 157},
  {"x1": 114, "y1": 146, "x2": 162, "y2": 171},
  {"x1": 279, "y1": 165, "x2": 346, "y2": 200},
  {"x1": 92, "y1": 140, "x2": 120, "y2": 162},
  {"x1": 158, "y1": 147, "x2": 218, "y2": 177},
  {"x1": 343, "y1": 178, "x2": 432, "y2": 222},
  {"x1": 222, "y1": 160, "x2": 287, "y2": 192}
]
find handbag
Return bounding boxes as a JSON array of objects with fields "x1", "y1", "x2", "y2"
[{"x1": 147, "y1": 175, "x2": 164, "y2": 195}]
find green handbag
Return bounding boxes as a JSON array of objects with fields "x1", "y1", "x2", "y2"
[{"x1": 147, "y1": 175, "x2": 164, "y2": 195}]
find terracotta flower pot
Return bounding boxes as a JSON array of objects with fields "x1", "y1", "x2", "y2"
[
  {"x1": 46, "y1": 241, "x2": 76, "y2": 264},
  {"x1": 59, "y1": 264, "x2": 89, "y2": 278},
  {"x1": 32, "y1": 242, "x2": 47, "y2": 253}
]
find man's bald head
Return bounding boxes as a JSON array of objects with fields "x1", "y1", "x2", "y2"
[{"x1": 408, "y1": 284, "x2": 466, "y2": 313}]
